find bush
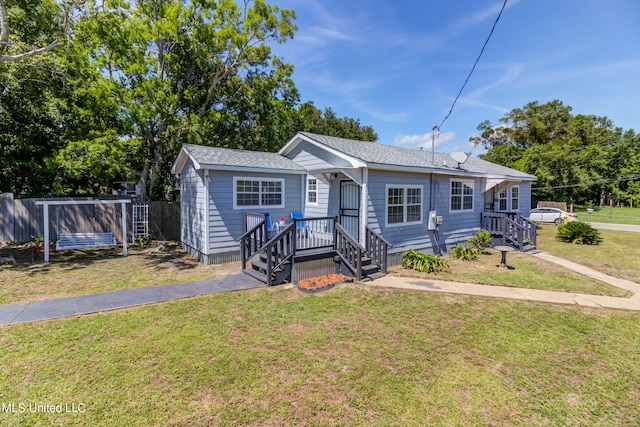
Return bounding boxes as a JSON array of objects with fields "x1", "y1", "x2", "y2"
[
  {"x1": 451, "y1": 244, "x2": 481, "y2": 261},
  {"x1": 556, "y1": 221, "x2": 602, "y2": 245},
  {"x1": 469, "y1": 229, "x2": 493, "y2": 251},
  {"x1": 401, "y1": 249, "x2": 450, "y2": 274}
]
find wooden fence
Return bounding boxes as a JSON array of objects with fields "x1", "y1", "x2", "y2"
[
  {"x1": 537, "y1": 201, "x2": 568, "y2": 211},
  {"x1": 0, "y1": 193, "x2": 180, "y2": 243}
]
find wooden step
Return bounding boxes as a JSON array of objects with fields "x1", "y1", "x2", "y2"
[
  {"x1": 361, "y1": 263, "x2": 380, "y2": 275},
  {"x1": 243, "y1": 268, "x2": 268, "y2": 283},
  {"x1": 364, "y1": 272, "x2": 386, "y2": 281},
  {"x1": 251, "y1": 260, "x2": 285, "y2": 273}
]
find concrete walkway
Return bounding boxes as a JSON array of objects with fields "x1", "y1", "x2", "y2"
[
  {"x1": 371, "y1": 251, "x2": 640, "y2": 311},
  {"x1": 0, "y1": 274, "x2": 263, "y2": 326}
]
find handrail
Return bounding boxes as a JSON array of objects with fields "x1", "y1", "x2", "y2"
[
  {"x1": 365, "y1": 226, "x2": 391, "y2": 274},
  {"x1": 239, "y1": 213, "x2": 267, "y2": 270},
  {"x1": 482, "y1": 212, "x2": 537, "y2": 251},
  {"x1": 335, "y1": 222, "x2": 363, "y2": 279},
  {"x1": 264, "y1": 223, "x2": 295, "y2": 286}
]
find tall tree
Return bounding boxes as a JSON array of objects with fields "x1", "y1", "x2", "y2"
[
  {"x1": 0, "y1": 0, "x2": 72, "y2": 62},
  {"x1": 471, "y1": 100, "x2": 631, "y2": 206},
  {"x1": 292, "y1": 102, "x2": 378, "y2": 142},
  {"x1": 74, "y1": 0, "x2": 298, "y2": 200},
  {"x1": 0, "y1": 0, "x2": 72, "y2": 196}
]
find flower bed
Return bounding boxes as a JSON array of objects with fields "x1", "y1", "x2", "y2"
[{"x1": 296, "y1": 274, "x2": 345, "y2": 293}]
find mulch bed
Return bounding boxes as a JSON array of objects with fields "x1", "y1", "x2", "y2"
[{"x1": 296, "y1": 274, "x2": 345, "y2": 293}]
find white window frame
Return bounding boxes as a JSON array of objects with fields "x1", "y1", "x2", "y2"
[
  {"x1": 306, "y1": 177, "x2": 318, "y2": 206},
  {"x1": 450, "y1": 179, "x2": 475, "y2": 213},
  {"x1": 496, "y1": 186, "x2": 519, "y2": 212},
  {"x1": 385, "y1": 184, "x2": 423, "y2": 228},
  {"x1": 233, "y1": 177, "x2": 285, "y2": 209},
  {"x1": 511, "y1": 186, "x2": 519, "y2": 211},
  {"x1": 498, "y1": 189, "x2": 509, "y2": 212}
]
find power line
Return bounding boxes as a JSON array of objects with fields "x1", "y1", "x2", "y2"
[
  {"x1": 532, "y1": 174, "x2": 640, "y2": 191},
  {"x1": 437, "y1": 0, "x2": 508, "y2": 131}
]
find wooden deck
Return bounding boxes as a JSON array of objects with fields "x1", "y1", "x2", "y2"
[{"x1": 239, "y1": 214, "x2": 389, "y2": 286}]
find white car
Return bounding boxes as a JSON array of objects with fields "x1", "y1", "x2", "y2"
[{"x1": 528, "y1": 208, "x2": 578, "y2": 225}]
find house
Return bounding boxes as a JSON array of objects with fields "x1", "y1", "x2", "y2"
[{"x1": 171, "y1": 132, "x2": 537, "y2": 282}]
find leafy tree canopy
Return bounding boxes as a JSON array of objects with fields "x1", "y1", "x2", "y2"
[
  {"x1": 0, "y1": 0, "x2": 378, "y2": 200},
  {"x1": 471, "y1": 100, "x2": 640, "y2": 206}
]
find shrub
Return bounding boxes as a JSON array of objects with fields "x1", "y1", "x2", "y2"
[
  {"x1": 401, "y1": 249, "x2": 450, "y2": 274},
  {"x1": 469, "y1": 229, "x2": 493, "y2": 251},
  {"x1": 556, "y1": 221, "x2": 602, "y2": 245},
  {"x1": 451, "y1": 244, "x2": 481, "y2": 261}
]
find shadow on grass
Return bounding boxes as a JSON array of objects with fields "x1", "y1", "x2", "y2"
[{"x1": 0, "y1": 241, "x2": 200, "y2": 275}]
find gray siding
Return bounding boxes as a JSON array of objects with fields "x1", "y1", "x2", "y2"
[
  {"x1": 366, "y1": 170, "x2": 483, "y2": 260},
  {"x1": 180, "y1": 159, "x2": 206, "y2": 255},
  {"x1": 286, "y1": 141, "x2": 353, "y2": 170},
  {"x1": 304, "y1": 174, "x2": 330, "y2": 218},
  {"x1": 518, "y1": 182, "x2": 532, "y2": 214},
  {"x1": 207, "y1": 170, "x2": 303, "y2": 256}
]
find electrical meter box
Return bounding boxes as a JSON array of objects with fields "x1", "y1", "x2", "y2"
[
  {"x1": 436, "y1": 216, "x2": 443, "y2": 225},
  {"x1": 428, "y1": 211, "x2": 437, "y2": 230}
]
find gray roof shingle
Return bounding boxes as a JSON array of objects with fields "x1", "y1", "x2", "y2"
[
  {"x1": 183, "y1": 144, "x2": 306, "y2": 172},
  {"x1": 297, "y1": 132, "x2": 535, "y2": 179}
]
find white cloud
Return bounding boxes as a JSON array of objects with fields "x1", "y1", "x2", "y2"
[
  {"x1": 313, "y1": 26, "x2": 350, "y2": 41},
  {"x1": 393, "y1": 131, "x2": 456, "y2": 149},
  {"x1": 451, "y1": 0, "x2": 522, "y2": 33}
]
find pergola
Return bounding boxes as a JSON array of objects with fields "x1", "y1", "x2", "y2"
[{"x1": 35, "y1": 199, "x2": 131, "y2": 262}]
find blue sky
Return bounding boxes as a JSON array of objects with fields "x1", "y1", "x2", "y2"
[{"x1": 271, "y1": 0, "x2": 640, "y2": 155}]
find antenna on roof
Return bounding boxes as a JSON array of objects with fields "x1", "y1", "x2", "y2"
[{"x1": 431, "y1": 125, "x2": 440, "y2": 165}]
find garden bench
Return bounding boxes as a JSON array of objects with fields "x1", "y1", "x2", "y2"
[{"x1": 56, "y1": 232, "x2": 117, "y2": 251}]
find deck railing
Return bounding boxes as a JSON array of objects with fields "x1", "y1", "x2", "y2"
[
  {"x1": 292, "y1": 216, "x2": 335, "y2": 250},
  {"x1": 365, "y1": 226, "x2": 391, "y2": 274},
  {"x1": 481, "y1": 212, "x2": 537, "y2": 250},
  {"x1": 239, "y1": 212, "x2": 268, "y2": 269},
  {"x1": 263, "y1": 223, "x2": 296, "y2": 286},
  {"x1": 335, "y1": 222, "x2": 362, "y2": 279},
  {"x1": 241, "y1": 214, "x2": 388, "y2": 284}
]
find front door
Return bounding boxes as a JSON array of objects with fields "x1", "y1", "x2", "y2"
[{"x1": 339, "y1": 180, "x2": 360, "y2": 240}]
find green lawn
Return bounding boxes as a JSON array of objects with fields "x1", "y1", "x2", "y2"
[
  {"x1": 535, "y1": 226, "x2": 640, "y2": 284},
  {"x1": 573, "y1": 206, "x2": 640, "y2": 225},
  {"x1": 0, "y1": 243, "x2": 236, "y2": 305},
  {"x1": 2, "y1": 224, "x2": 640, "y2": 424},
  {"x1": 2, "y1": 286, "x2": 640, "y2": 426}
]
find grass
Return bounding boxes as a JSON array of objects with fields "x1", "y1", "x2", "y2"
[
  {"x1": 389, "y1": 224, "x2": 640, "y2": 296},
  {"x1": 2, "y1": 228, "x2": 640, "y2": 424},
  {"x1": 535, "y1": 226, "x2": 640, "y2": 284},
  {"x1": 1, "y1": 286, "x2": 640, "y2": 425},
  {"x1": 0, "y1": 242, "x2": 236, "y2": 305},
  {"x1": 573, "y1": 206, "x2": 640, "y2": 225},
  {"x1": 391, "y1": 248, "x2": 629, "y2": 297}
]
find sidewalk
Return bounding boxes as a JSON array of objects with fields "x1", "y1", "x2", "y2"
[
  {"x1": 371, "y1": 252, "x2": 640, "y2": 311},
  {"x1": 0, "y1": 274, "x2": 263, "y2": 326}
]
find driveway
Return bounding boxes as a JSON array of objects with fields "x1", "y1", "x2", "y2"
[{"x1": 589, "y1": 222, "x2": 640, "y2": 233}]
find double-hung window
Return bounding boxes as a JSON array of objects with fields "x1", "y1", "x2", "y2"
[
  {"x1": 499, "y1": 189, "x2": 508, "y2": 211},
  {"x1": 234, "y1": 177, "x2": 284, "y2": 209},
  {"x1": 450, "y1": 180, "x2": 474, "y2": 212},
  {"x1": 497, "y1": 186, "x2": 519, "y2": 212},
  {"x1": 386, "y1": 185, "x2": 423, "y2": 226},
  {"x1": 306, "y1": 178, "x2": 318, "y2": 205},
  {"x1": 511, "y1": 186, "x2": 519, "y2": 210}
]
